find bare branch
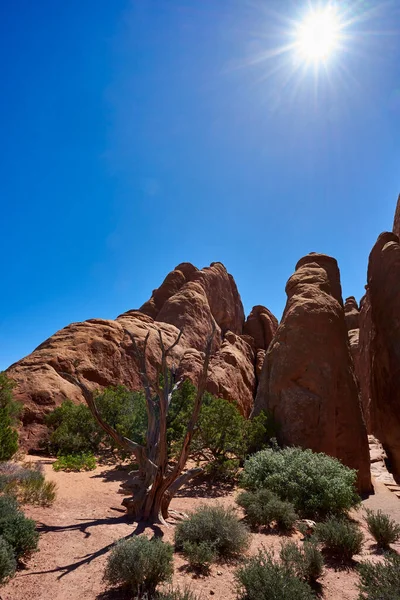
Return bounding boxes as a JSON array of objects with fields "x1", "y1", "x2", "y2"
[
  {"x1": 165, "y1": 328, "x2": 184, "y2": 356},
  {"x1": 57, "y1": 371, "x2": 152, "y2": 468},
  {"x1": 164, "y1": 323, "x2": 215, "y2": 488},
  {"x1": 166, "y1": 467, "x2": 203, "y2": 496}
]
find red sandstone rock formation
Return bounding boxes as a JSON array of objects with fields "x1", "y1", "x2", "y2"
[
  {"x1": 364, "y1": 232, "x2": 400, "y2": 478},
  {"x1": 6, "y1": 262, "x2": 277, "y2": 450},
  {"x1": 393, "y1": 194, "x2": 400, "y2": 238},
  {"x1": 254, "y1": 253, "x2": 372, "y2": 494},
  {"x1": 358, "y1": 293, "x2": 374, "y2": 432},
  {"x1": 344, "y1": 296, "x2": 362, "y2": 407},
  {"x1": 344, "y1": 297, "x2": 360, "y2": 331},
  {"x1": 243, "y1": 306, "x2": 278, "y2": 351}
]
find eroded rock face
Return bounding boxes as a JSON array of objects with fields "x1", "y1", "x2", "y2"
[
  {"x1": 358, "y1": 294, "x2": 374, "y2": 432},
  {"x1": 254, "y1": 253, "x2": 372, "y2": 493},
  {"x1": 243, "y1": 306, "x2": 278, "y2": 351},
  {"x1": 344, "y1": 297, "x2": 360, "y2": 331},
  {"x1": 365, "y1": 232, "x2": 400, "y2": 478},
  {"x1": 344, "y1": 297, "x2": 362, "y2": 406},
  {"x1": 7, "y1": 262, "x2": 277, "y2": 451},
  {"x1": 393, "y1": 194, "x2": 400, "y2": 239}
]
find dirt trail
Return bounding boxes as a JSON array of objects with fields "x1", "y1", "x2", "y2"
[{"x1": 2, "y1": 456, "x2": 400, "y2": 600}]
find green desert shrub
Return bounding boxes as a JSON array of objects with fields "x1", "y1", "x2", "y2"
[
  {"x1": 190, "y1": 396, "x2": 277, "y2": 480},
  {"x1": 0, "y1": 496, "x2": 39, "y2": 561},
  {"x1": 235, "y1": 550, "x2": 315, "y2": 600},
  {"x1": 175, "y1": 505, "x2": 250, "y2": 561},
  {"x1": 314, "y1": 516, "x2": 363, "y2": 562},
  {"x1": 0, "y1": 537, "x2": 16, "y2": 585},
  {"x1": 241, "y1": 447, "x2": 360, "y2": 519},
  {"x1": 182, "y1": 540, "x2": 216, "y2": 572},
  {"x1": 280, "y1": 540, "x2": 324, "y2": 582},
  {"x1": 53, "y1": 452, "x2": 96, "y2": 472},
  {"x1": 0, "y1": 462, "x2": 56, "y2": 506},
  {"x1": 358, "y1": 553, "x2": 400, "y2": 600},
  {"x1": 0, "y1": 373, "x2": 21, "y2": 462},
  {"x1": 44, "y1": 399, "x2": 102, "y2": 455},
  {"x1": 237, "y1": 489, "x2": 298, "y2": 532},
  {"x1": 104, "y1": 536, "x2": 173, "y2": 596},
  {"x1": 95, "y1": 386, "x2": 147, "y2": 447},
  {"x1": 365, "y1": 509, "x2": 400, "y2": 550}
]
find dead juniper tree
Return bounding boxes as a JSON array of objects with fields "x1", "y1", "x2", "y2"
[{"x1": 59, "y1": 325, "x2": 214, "y2": 524}]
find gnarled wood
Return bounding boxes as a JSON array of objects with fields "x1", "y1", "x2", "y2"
[{"x1": 58, "y1": 325, "x2": 214, "y2": 524}]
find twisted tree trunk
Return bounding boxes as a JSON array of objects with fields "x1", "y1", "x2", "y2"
[{"x1": 59, "y1": 325, "x2": 214, "y2": 524}]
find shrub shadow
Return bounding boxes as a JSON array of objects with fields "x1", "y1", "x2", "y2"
[
  {"x1": 96, "y1": 586, "x2": 132, "y2": 599},
  {"x1": 175, "y1": 475, "x2": 236, "y2": 499}
]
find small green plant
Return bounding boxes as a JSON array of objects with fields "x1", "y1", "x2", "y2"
[
  {"x1": 53, "y1": 452, "x2": 96, "y2": 472},
  {"x1": 358, "y1": 553, "x2": 400, "y2": 600},
  {"x1": 104, "y1": 536, "x2": 174, "y2": 596},
  {"x1": 237, "y1": 489, "x2": 298, "y2": 532},
  {"x1": 236, "y1": 550, "x2": 315, "y2": 600},
  {"x1": 314, "y1": 516, "x2": 363, "y2": 562},
  {"x1": 280, "y1": 540, "x2": 323, "y2": 582},
  {"x1": 241, "y1": 447, "x2": 360, "y2": 519},
  {"x1": 0, "y1": 496, "x2": 39, "y2": 561},
  {"x1": 156, "y1": 588, "x2": 203, "y2": 600},
  {"x1": 0, "y1": 373, "x2": 21, "y2": 462},
  {"x1": 0, "y1": 537, "x2": 16, "y2": 585},
  {"x1": 182, "y1": 540, "x2": 216, "y2": 573},
  {"x1": 175, "y1": 505, "x2": 250, "y2": 561},
  {"x1": 365, "y1": 509, "x2": 400, "y2": 550}
]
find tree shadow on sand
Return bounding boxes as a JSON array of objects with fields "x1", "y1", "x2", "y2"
[
  {"x1": 90, "y1": 466, "x2": 132, "y2": 484},
  {"x1": 19, "y1": 520, "x2": 163, "y2": 581}
]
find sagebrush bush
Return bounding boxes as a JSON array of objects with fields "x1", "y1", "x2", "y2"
[
  {"x1": 182, "y1": 540, "x2": 216, "y2": 572},
  {"x1": 175, "y1": 505, "x2": 250, "y2": 560},
  {"x1": 0, "y1": 512, "x2": 39, "y2": 561},
  {"x1": 280, "y1": 540, "x2": 323, "y2": 582},
  {"x1": 0, "y1": 462, "x2": 56, "y2": 506},
  {"x1": 365, "y1": 509, "x2": 400, "y2": 550},
  {"x1": 241, "y1": 447, "x2": 359, "y2": 519},
  {"x1": 104, "y1": 536, "x2": 173, "y2": 595},
  {"x1": 0, "y1": 495, "x2": 39, "y2": 561},
  {"x1": 53, "y1": 452, "x2": 96, "y2": 472},
  {"x1": 237, "y1": 489, "x2": 298, "y2": 532},
  {"x1": 236, "y1": 550, "x2": 315, "y2": 600},
  {"x1": 314, "y1": 516, "x2": 363, "y2": 562},
  {"x1": 0, "y1": 536, "x2": 16, "y2": 585},
  {"x1": 358, "y1": 553, "x2": 400, "y2": 600}
]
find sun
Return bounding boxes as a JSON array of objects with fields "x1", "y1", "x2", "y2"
[{"x1": 296, "y1": 6, "x2": 341, "y2": 62}]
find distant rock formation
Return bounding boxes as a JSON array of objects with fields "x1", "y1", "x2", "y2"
[
  {"x1": 7, "y1": 262, "x2": 278, "y2": 451},
  {"x1": 363, "y1": 232, "x2": 400, "y2": 479},
  {"x1": 253, "y1": 253, "x2": 372, "y2": 494}
]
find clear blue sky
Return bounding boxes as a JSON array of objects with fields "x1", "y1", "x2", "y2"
[{"x1": 1, "y1": 0, "x2": 399, "y2": 371}]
